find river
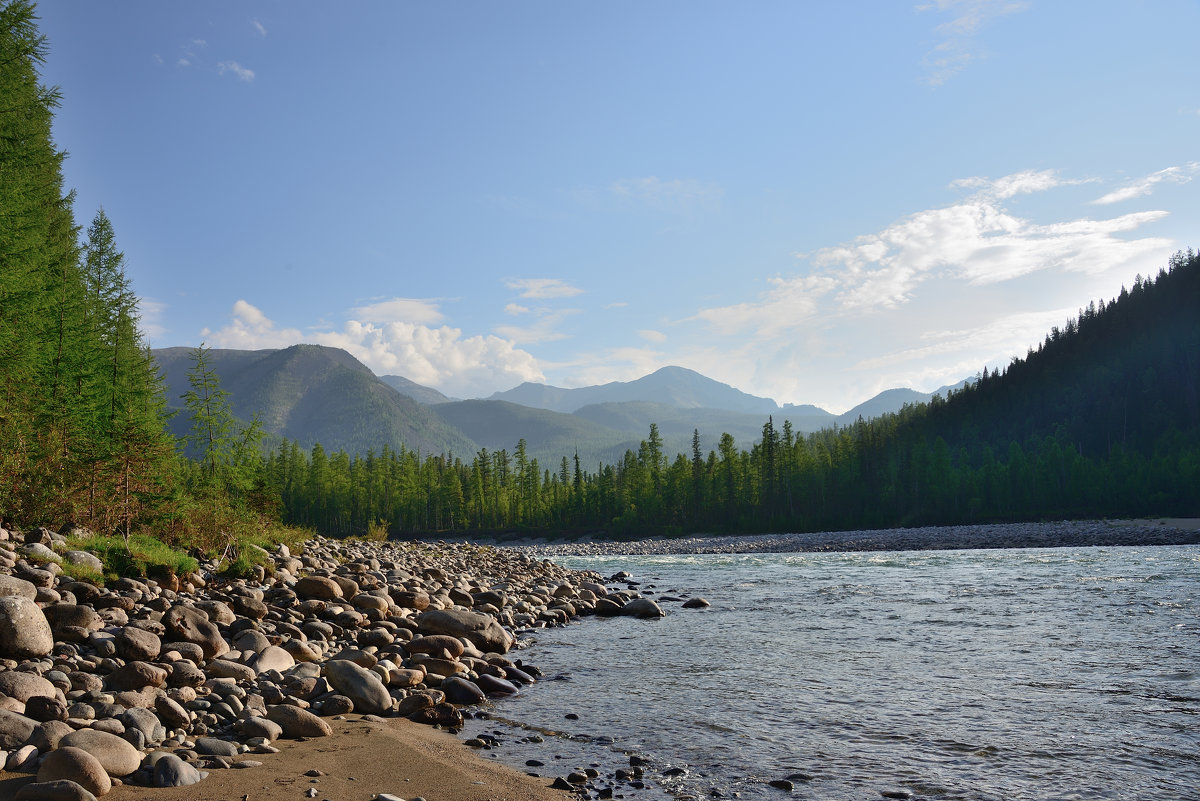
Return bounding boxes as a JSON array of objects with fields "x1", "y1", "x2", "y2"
[{"x1": 464, "y1": 544, "x2": 1200, "y2": 800}]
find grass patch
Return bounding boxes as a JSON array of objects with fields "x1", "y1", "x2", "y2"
[{"x1": 67, "y1": 534, "x2": 199, "y2": 582}]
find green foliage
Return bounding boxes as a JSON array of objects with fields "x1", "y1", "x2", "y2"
[
  {"x1": 263, "y1": 251, "x2": 1200, "y2": 538},
  {"x1": 0, "y1": 4, "x2": 175, "y2": 533},
  {"x1": 69, "y1": 533, "x2": 198, "y2": 581}
]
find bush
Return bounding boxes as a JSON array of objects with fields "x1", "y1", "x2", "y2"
[{"x1": 68, "y1": 534, "x2": 198, "y2": 582}]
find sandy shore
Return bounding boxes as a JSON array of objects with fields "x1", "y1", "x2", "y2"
[{"x1": 2, "y1": 714, "x2": 569, "y2": 801}]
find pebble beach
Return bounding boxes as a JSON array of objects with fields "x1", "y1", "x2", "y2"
[
  {"x1": 0, "y1": 518, "x2": 1197, "y2": 801},
  {"x1": 0, "y1": 525, "x2": 672, "y2": 801}
]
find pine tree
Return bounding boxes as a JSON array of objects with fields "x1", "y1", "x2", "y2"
[{"x1": 0, "y1": 1, "x2": 85, "y2": 521}]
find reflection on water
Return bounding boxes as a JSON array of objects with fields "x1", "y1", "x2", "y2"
[{"x1": 484, "y1": 546, "x2": 1200, "y2": 800}]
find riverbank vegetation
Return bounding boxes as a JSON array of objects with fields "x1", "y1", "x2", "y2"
[
  {"x1": 2, "y1": 0, "x2": 1196, "y2": 562},
  {"x1": 265, "y1": 249, "x2": 1199, "y2": 537}
]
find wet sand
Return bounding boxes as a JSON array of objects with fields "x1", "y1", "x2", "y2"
[{"x1": 0, "y1": 715, "x2": 570, "y2": 801}]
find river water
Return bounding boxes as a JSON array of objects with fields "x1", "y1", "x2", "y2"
[{"x1": 466, "y1": 545, "x2": 1200, "y2": 801}]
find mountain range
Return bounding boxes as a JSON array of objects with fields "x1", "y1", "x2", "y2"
[{"x1": 153, "y1": 345, "x2": 958, "y2": 465}]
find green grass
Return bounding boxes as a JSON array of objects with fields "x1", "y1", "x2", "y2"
[{"x1": 66, "y1": 534, "x2": 199, "y2": 583}]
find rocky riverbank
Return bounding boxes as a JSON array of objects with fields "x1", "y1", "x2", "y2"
[
  {"x1": 0, "y1": 526, "x2": 674, "y2": 801},
  {"x1": 511, "y1": 519, "x2": 1200, "y2": 557}
]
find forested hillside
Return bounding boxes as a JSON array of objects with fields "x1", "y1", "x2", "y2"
[
  {"x1": 0, "y1": 3, "x2": 175, "y2": 532},
  {"x1": 3, "y1": 1, "x2": 1195, "y2": 546},
  {"x1": 266, "y1": 251, "x2": 1199, "y2": 537},
  {"x1": 154, "y1": 345, "x2": 475, "y2": 457}
]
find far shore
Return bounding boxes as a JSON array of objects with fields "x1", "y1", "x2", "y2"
[{"x1": 475, "y1": 518, "x2": 1200, "y2": 556}]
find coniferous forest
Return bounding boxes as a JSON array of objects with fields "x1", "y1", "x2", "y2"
[
  {"x1": 2, "y1": 0, "x2": 1197, "y2": 547},
  {"x1": 264, "y1": 251, "x2": 1200, "y2": 538}
]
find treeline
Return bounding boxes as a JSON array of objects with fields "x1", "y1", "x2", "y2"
[
  {"x1": 0, "y1": 2, "x2": 175, "y2": 533},
  {"x1": 4, "y1": 0, "x2": 1196, "y2": 545},
  {"x1": 264, "y1": 250, "x2": 1200, "y2": 537},
  {"x1": 0, "y1": 2, "x2": 267, "y2": 555}
]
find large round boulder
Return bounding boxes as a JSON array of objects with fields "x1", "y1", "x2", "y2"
[
  {"x1": 37, "y1": 746, "x2": 112, "y2": 797},
  {"x1": 0, "y1": 670, "x2": 57, "y2": 703},
  {"x1": 265, "y1": 705, "x2": 333, "y2": 738},
  {"x1": 59, "y1": 729, "x2": 142, "y2": 777},
  {"x1": 163, "y1": 604, "x2": 229, "y2": 659},
  {"x1": 324, "y1": 659, "x2": 392, "y2": 715},
  {"x1": 416, "y1": 608, "x2": 513, "y2": 654},
  {"x1": 0, "y1": 595, "x2": 54, "y2": 658}
]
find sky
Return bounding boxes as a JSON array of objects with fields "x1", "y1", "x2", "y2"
[{"x1": 33, "y1": 0, "x2": 1200, "y2": 414}]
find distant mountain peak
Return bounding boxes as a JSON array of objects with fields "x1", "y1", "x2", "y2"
[{"x1": 488, "y1": 366, "x2": 780, "y2": 415}]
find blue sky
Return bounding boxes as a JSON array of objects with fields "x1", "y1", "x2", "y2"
[{"x1": 36, "y1": 0, "x2": 1199, "y2": 413}]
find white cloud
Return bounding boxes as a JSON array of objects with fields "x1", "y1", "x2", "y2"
[
  {"x1": 204, "y1": 300, "x2": 544, "y2": 398},
  {"x1": 853, "y1": 307, "x2": 1074, "y2": 370},
  {"x1": 217, "y1": 61, "x2": 255, "y2": 82},
  {"x1": 917, "y1": 0, "x2": 1029, "y2": 85},
  {"x1": 689, "y1": 273, "x2": 836, "y2": 336},
  {"x1": 610, "y1": 176, "x2": 722, "y2": 210},
  {"x1": 350, "y1": 297, "x2": 445, "y2": 325},
  {"x1": 504, "y1": 303, "x2": 530, "y2": 316},
  {"x1": 504, "y1": 277, "x2": 583, "y2": 299},
  {"x1": 1092, "y1": 163, "x2": 1200, "y2": 205},
  {"x1": 805, "y1": 170, "x2": 1172, "y2": 310},
  {"x1": 680, "y1": 166, "x2": 1178, "y2": 412},
  {"x1": 638, "y1": 329, "x2": 667, "y2": 343},
  {"x1": 494, "y1": 309, "x2": 579, "y2": 345},
  {"x1": 252, "y1": 19, "x2": 267, "y2": 37}
]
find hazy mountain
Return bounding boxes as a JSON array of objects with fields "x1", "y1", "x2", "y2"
[
  {"x1": 428, "y1": 399, "x2": 636, "y2": 466},
  {"x1": 379, "y1": 374, "x2": 455, "y2": 405},
  {"x1": 836, "y1": 388, "x2": 932, "y2": 424},
  {"x1": 153, "y1": 345, "x2": 476, "y2": 456},
  {"x1": 489, "y1": 365, "x2": 781, "y2": 414},
  {"x1": 152, "y1": 344, "x2": 964, "y2": 464}
]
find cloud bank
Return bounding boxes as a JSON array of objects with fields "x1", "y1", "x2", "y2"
[{"x1": 203, "y1": 299, "x2": 544, "y2": 398}]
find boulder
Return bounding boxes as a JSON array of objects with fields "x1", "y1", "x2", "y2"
[
  {"x1": 151, "y1": 753, "x2": 205, "y2": 787},
  {"x1": 621, "y1": 598, "x2": 665, "y2": 618},
  {"x1": 163, "y1": 604, "x2": 228, "y2": 660},
  {"x1": 416, "y1": 608, "x2": 513, "y2": 654},
  {"x1": 36, "y1": 746, "x2": 111, "y2": 797},
  {"x1": 0, "y1": 575, "x2": 37, "y2": 600},
  {"x1": 324, "y1": 659, "x2": 392, "y2": 715},
  {"x1": 294, "y1": 576, "x2": 343, "y2": 601},
  {"x1": 0, "y1": 670, "x2": 57, "y2": 702},
  {"x1": 14, "y1": 780, "x2": 99, "y2": 801},
  {"x1": 113, "y1": 627, "x2": 161, "y2": 662},
  {"x1": 0, "y1": 595, "x2": 54, "y2": 658},
  {"x1": 59, "y1": 729, "x2": 142, "y2": 777},
  {"x1": 0, "y1": 708, "x2": 37, "y2": 749},
  {"x1": 265, "y1": 705, "x2": 333, "y2": 738}
]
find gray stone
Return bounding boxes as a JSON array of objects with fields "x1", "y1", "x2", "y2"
[
  {"x1": 416, "y1": 608, "x2": 514, "y2": 653},
  {"x1": 0, "y1": 670, "x2": 57, "y2": 702},
  {"x1": 36, "y1": 746, "x2": 111, "y2": 797},
  {"x1": 61, "y1": 550, "x2": 104, "y2": 573},
  {"x1": 152, "y1": 753, "x2": 205, "y2": 787},
  {"x1": 195, "y1": 737, "x2": 240, "y2": 757},
  {"x1": 0, "y1": 709, "x2": 37, "y2": 749},
  {"x1": 265, "y1": 705, "x2": 333, "y2": 738},
  {"x1": 324, "y1": 659, "x2": 392, "y2": 715},
  {"x1": 59, "y1": 729, "x2": 142, "y2": 777},
  {"x1": 0, "y1": 595, "x2": 54, "y2": 658},
  {"x1": 0, "y1": 575, "x2": 37, "y2": 600},
  {"x1": 119, "y1": 707, "x2": 165, "y2": 745},
  {"x1": 14, "y1": 779, "x2": 99, "y2": 801}
]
